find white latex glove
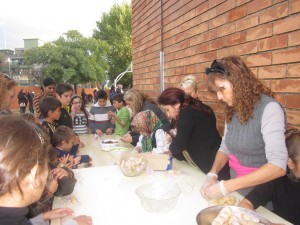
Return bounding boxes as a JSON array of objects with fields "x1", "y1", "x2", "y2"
[
  {"x1": 200, "y1": 172, "x2": 218, "y2": 198},
  {"x1": 203, "y1": 180, "x2": 229, "y2": 199}
]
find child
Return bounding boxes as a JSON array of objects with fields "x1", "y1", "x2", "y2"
[
  {"x1": 28, "y1": 149, "x2": 77, "y2": 218},
  {"x1": 108, "y1": 93, "x2": 130, "y2": 136},
  {"x1": 55, "y1": 83, "x2": 73, "y2": 128},
  {"x1": 52, "y1": 125, "x2": 92, "y2": 168},
  {"x1": 70, "y1": 94, "x2": 89, "y2": 134},
  {"x1": 239, "y1": 128, "x2": 300, "y2": 225},
  {"x1": 89, "y1": 89, "x2": 115, "y2": 136},
  {"x1": 40, "y1": 96, "x2": 62, "y2": 143},
  {"x1": 131, "y1": 110, "x2": 169, "y2": 154}
]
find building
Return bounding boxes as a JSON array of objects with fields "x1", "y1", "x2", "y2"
[{"x1": 0, "y1": 38, "x2": 41, "y2": 86}]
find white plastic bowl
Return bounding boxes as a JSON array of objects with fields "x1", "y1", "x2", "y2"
[
  {"x1": 100, "y1": 139, "x2": 119, "y2": 151},
  {"x1": 135, "y1": 183, "x2": 181, "y2": 213}
]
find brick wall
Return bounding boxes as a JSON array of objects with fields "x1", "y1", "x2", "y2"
[{"x1": 132, "y1": 0, "x2": 300, "y2": 133}]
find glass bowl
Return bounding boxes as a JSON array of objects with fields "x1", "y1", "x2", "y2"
[
  {"x1": 135, "y1": 182, "x2": 181, "y2": 213},
  {"x1": 119, "y1": 154, "x2": 147, "y2": 177}
]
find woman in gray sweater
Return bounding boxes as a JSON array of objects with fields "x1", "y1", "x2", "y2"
[{"x1": 201, "y1": 56, "x2": 287, "y2": 199}]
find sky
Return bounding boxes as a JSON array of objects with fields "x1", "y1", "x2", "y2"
[{"x1": 0, "y1": 0, "x2": 131, "y2": 50}]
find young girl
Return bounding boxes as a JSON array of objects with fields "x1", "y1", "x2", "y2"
[
  {"x1": 131, "y1": 110, "x2": 169, "y2": 154},
  {"x1": 239, "y1": 128, "x2": 300, "y2": 224},
  {"x1": 70, "y1": 95, "x2": 89, "y2": 134}
]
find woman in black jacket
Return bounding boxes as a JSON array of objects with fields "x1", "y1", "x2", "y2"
[{"x1": 158, "y1": 87, "x2": 230, "y2": 180}]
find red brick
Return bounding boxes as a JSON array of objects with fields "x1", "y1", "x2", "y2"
[
  {"x1": 217, "y1": 46, "x2": 236, "y2": 58},
  {"x1": 209, "y1": 0, "x2": 226, "y2": 9},
  {"x1": 227, "y1": 6, "x2": 247, "y2": 22},
  {"x1": 209, "y1": 38, "x2": 226, "y2": 50},
  {"x1": 251, "y1": 67, "x2": 258, "y2": 77},
  {"x1": 244, "y1": 53, "x2": 272, "y2": 67},
  {"x1": 236, "y1": 41, "x2": 258, "y2": 55},
  {"x1": 195, "y1": 1, "x2": 209, "y2": 15},
  {"x1": 195, "y1": 62, "x2": 210, "y2": 74},
  {"x1": 246, "y1": 24, "x2": 273, "y2": 41},
  {"x1": 286, "y1": 109, "x2": 300, "y2": 125},
  {"x1": 273, "y1": 93, "x2": 286, "y2": 107},
  {"x1": 258, "y1": 34, "x2": 288, "y2": 51},
  {"x1": 258, "y1": 65, "x2": 287, "y2": 79},
  {"x1": 247, "y1": 0, "x2": 272, "y2": 15},
  {"x1": 236, "y1": 15, "x2": 259, "y2": 32},
  {"x1": 259, "y1": 2, "x2": 288, "y2": 23},
  {"x1": 194, "y1": 23, "x2": 209, "y2": 35},
  {"x1": 203, "y1": 30, "x2": 218, "y2": 42},
  {"x1": 273, "y1": 14, "x2": 300, "y2": 34},
  {"x1": 273, "y1": 48, "x2": 300, "y2": 64},
  {"x1": 226, "y1": 32, "x2": 247, "y2": 46},
  {"x1": 286, "y1": 94, "x2": 300, "y2": 108},
  {"x1": 289, "y1": 30, "x2": 300, "y2": 46},
  {"x1": 209, "y1": 14, "x2": 227, "y2": 29},
  {"x1": 190, "y1": 34, "x2": 204, "y2": 46},
  {"x1": 236, "y1": 0, "x2": 251, "y2": 6},
  {"x1": 291, "y1": 0, "x2": 300, "y2": 14},
  {"x1": 273, "y1": 0, "x2": 286, "y2": 4},
  {"x1": 195, "y1": 43, "x2": 209, "y2": 54},
  {"x1": 271, "y1": 79, "x2": 300, "y2": 93},
  {"x1": 287, "y1": 63, "x2": 300, "y2": 77},
  {"x1": 198, "y1": 91, "x2": 218, "y2": 101},
  {"x1": 217, "y1": 22, "x2": 236, "y2": 38},
  {"x1": 199, "y1": 51, "x2": 217, "y2": 62},
  {"x1": 216, "y1": 0, "x2": 236, "y2": 15}
]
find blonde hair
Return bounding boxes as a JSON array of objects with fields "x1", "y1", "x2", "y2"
[
  {"x1": 123, "y1": 89, "x2": 156, "y2": 116},
  {"x1": 179, "y1": 75, "x2": 198, "y2": 92}
]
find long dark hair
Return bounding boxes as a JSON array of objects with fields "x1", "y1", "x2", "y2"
[
  {"x1": 71, "y1": 95, "x2": 89, "y2": 122},
  {"x1": 157, "y1": 87, "x2": 212, "y2": 114}
]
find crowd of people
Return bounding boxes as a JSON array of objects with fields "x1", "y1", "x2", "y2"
[{"x1": 0, "y1": 55, "x2": 299, "y2": 224}]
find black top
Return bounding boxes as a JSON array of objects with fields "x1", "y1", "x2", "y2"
[
  {"x1": 0, "y1": 207, "x2": 31, "y2": 225},
  {"x1": 246, "y1": 175, "x2": 300, "y2": 225},
  {"x1": 56, "y1": 107, "x2": 73, "y2": 129},
  {"x1": 170, "y1": 105, "x2": 222, "y2": 174},
  {"x1": 42, "y1": 120, "x2": 57, "y2": 145}
]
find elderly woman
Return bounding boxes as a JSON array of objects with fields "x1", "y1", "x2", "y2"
[
  {"x1": 201, "y1": 56, "x2": 287, "y2": 199},
  {"x1": 157, "y1": 87, "x2": 230, "y2": 180},
  {"x1": 122, "y1": 89, "x2": 170, "y2": 146},
  {"x1": 179, "y1": 75, "x2": 198, "y2": 99}
]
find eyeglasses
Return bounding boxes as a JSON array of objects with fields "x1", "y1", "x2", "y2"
[{"x1": 205, "y1": 59, "x2": 230, "y2": 76}]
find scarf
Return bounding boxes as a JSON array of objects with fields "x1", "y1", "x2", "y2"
[{"x1": 131, "y1": 110, "x2": 162, "y2": 152}]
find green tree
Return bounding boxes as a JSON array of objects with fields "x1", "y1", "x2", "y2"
[
  {"x1": 93, "y1": 2, "x2": 132, "y2": 87},
  {"x1": 24, "y1": 30, "x2": 109, "y2": 86}
]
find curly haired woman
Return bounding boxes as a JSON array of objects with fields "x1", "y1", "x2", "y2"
[{"x1": 201, "y1": 56, "x2": 288, "y2": 199}]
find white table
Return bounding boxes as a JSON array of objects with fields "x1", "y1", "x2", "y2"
[{"x1": 51, "y1": 134, "x2": 291, "y2": 225}]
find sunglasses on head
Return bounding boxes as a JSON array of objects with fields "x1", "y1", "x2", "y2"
[{"x1": 205, "y1": 59, "x2": 229, "y2": 76}]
